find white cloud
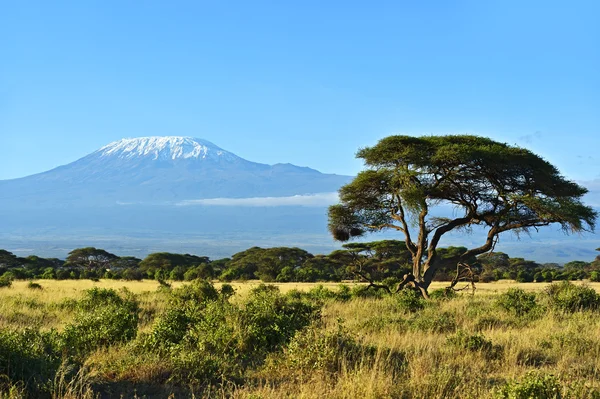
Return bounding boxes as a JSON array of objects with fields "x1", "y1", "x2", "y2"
[{"x1": 176, "y1": 192, "x2": 340, "y2": 207}]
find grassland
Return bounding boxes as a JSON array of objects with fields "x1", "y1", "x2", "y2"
[{"x1": 2, "y1": 279, "x2": 600, "y2": 398}]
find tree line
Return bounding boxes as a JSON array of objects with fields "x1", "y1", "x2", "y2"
[{"x1": 2, "y1": 243, "x2": 600, "y2": 285}]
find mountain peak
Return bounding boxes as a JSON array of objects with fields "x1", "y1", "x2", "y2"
[{"x1": 97, "y1": 136, "x2": 234, "y2": 161}]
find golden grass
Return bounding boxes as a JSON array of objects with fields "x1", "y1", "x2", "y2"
[{"x1": 4, "y1": 279, "x2": 600, "y2": 398}]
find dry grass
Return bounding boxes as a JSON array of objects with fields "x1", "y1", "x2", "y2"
[{"x1": 3, "y1": 279, "x2": 600, "y2": 398}]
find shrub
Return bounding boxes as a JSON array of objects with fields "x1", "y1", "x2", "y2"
[
  {"x1": 273, "y1": 322, "x2": 405, "y2": 376},
  {"x1": 305, "y1": 284, "x2": 339, "y2": 302},
  {"x1": 516, "y1": 347, "x2": 554, "y2": 367},
  {"x1": 171, "y1": 279, "x2": 219, "y2": 305},
  {"x1": 411, "y1": 311, "x2": 457, "y2": 333},
  {"x1": 545, "y1": 281, "x2": 600, "y2": 312},
  {"x1": 239, "y1": 285, "x2": 319, "y2": 360},
  {"x1": 220, "y1": 283, "x2": 235, "y2": 300},
  {"x1": 495, "y1": 372, "x2": 562, "y2": 399},
  {"x1": 0, "y1": 328, "x2": 62, "y2": 395},
  {"x1": 350, "y1": 285, "x2": 387, "y2": 299},
  {"x1": 141, "y1": 281, "x2": 320, "y2": 385},
  {"x1": 61, "y1": 288, "x2": 139, "y2": 356},
  {"x1": 27, "y1": 281, "x2": 43, "y2": 290},
  {"x1": 446, "y1": 330, "x2": 502, "y2": 359},
  {"x1": 336, "y1": 284, "x2": 352, "y2": 301},
  {"x1": 589, "y1": 271, "x2": 600, "y2": 282},
  {"x1": 447, "y1": 330, "x2": 493, "y2": 352},
  {"x1": 496, "y1": 288, "x2": 539, "y2": 316},
  {"x1": 429, "y1": 288, "x2": 458, "y2": 301},
  {"x1": 395, "y1": 289, "x2": 425, "y2": 312},
  {"x1": 0, "y1": 273, "x2": 13, "y2": 288}
]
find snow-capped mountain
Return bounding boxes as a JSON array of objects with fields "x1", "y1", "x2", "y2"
[
  {"x1": 0, "y1": 136, "x2": 352, "y2": 207},
  {"x1": 97, "y1": 136, "x2": 237, "y2": 161}
]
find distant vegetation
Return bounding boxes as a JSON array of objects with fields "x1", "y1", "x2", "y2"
[{"x1": 2, "y1": 243, "x2": 600, "y2": 288}]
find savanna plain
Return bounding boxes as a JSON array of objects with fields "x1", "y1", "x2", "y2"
[{"x1": 3, "y1": 279, "x2": 600, "y2": 399}]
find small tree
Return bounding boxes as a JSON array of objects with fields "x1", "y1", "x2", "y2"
[{"x1": 328, "y1": 135, "x2": 596, "y2": 297}]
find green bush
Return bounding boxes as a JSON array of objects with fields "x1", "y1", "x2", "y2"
[
  {"x1": 220, "y1": 283, "x2": 235, "y2": 300},
  {"x1": 516, "y1": 347, "x2": 554, "y2": 367},
  {"x1": 0, "y1": 273, "x2": 13, "y2": 288},
  {"x1": 274, "y1": 322, "x2": 405, "y2": 376},
  {"x1": 27, "y1": 281, "x2": 43, "y2": 290},
  {"x1": 545, "y1": 281, "x2": 600, "y2": 312},
  {"x1": 305, "y1": 284, "x2": 339, "y2": 302},
  {"x1": 495, "y1": 372, "x2": 562, "y2": 399},
  {"x1": 447, "y1": 330, "x2": 493, "y2": 352},
  {"x1": 171, "y1": 279, "x2": 220, "y2": 305},
  {"x1": 61, "y1": 288, "x2": 139, "y2": 356},
  {"x1": 350, "y1": 285, "x2": 387, "y2": 299},
  {"x1": 140, "y1": 282, "x2": 320, "y2": 385},
  {"x1": 0, "y1": 328, "x2": 62, "y2": 395},
  {"x1": 411, "y1": 311, "x2": 457, "y2": 333},
  {"x1": 240, "y1": 285, "x2": 319, "y2": 360},
  {"x1": 496, "y1": 288, "x2": 539, "y2": 316},
  {"x1": 429, "y1": 288, "x2": 458, "y2": 301},
  {"x1": 447, "y1": 330, "x2": 502, "y2": 359},
  {"x1": 395, "y1": 289, "x2": 425, "y2": 312}
]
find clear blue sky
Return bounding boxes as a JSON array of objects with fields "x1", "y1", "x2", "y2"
[{"x1": 1, "y1": 1, "x2": 598, "y2": 181}]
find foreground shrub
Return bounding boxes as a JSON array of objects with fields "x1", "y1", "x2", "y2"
[
  {"x1": 266, "y1": 322, "x2": 406, "y2": 378},
  {"x1": 411, "y1": 310, "x2": 457, "y2": 333},
  {"x1": 496, "y1": 288, "x2": 539, "y2": 316},
  {"x1": 395, "y1": 289, "x2": 425, "y2": 313},
  {"x1": 138, "y1": 282, "x2": 320, "y2": 385},
  {"x1": 61, "y1": 288, "x2": 139, "y2": 356},
  {"x1": 446, "y1": 330, "x2": 502, "y2": 359},
  {"x1": 0, "y1": 328, "x2": 62, "y2": 396},
  {"x1": 545, "y1": 281, "x2": 600, "y2": 312},
  {"x1": 0, "y1": 274, "x2": 13, "y2": 288},
  {"x1": 495, "y1": 372, "x2": 561, "y2": 399}
]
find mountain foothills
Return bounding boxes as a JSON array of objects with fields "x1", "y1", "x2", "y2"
[{"x1": 0, "y1": 136, "x2": 351, "y2": 207}]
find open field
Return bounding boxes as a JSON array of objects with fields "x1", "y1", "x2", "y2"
[{"x1": 3, "y1": 279, "x2": 600, "y2": 398}]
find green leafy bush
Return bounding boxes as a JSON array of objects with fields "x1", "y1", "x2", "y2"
[
  {"x1": 429, "y1": 288, "x2": 458, "y2": 301},
  {"x1": 495, "y1": 372, "x2": 562, "y2": 399},
  {"x1": 447, "y1": 330, "x2": 502, "y2": 359},
  {"x1": 61, "y1": 288, "x2": 139, "y2": 356},
  {"x1": 411, "y1": 311, "x2": 457, "y2": 333},
  {"x1": 545, "y1": 281, "x2": 600, "y2": 312},
  {"x1": 0, "y1": 328, "x2": 62, "y2": 395},
  {"x1": 395, "y1": 289, "x2": 425, "y2": 312},
  {"x1": 0, "y1": 273, "x2": 13, "y2": 288},
  {"x1": 140, "y1": 282, "x2": 320, "y2": 385},
  {"x1": 273, "y1": 322, "x2": 405, "y2": 376},
  {"x1": 496, "y1": 288, "x2": 539, "y2": 316},
  {"x1": 27, "y1": 281, "x2": 43, "y2": 290},
  {"x1": 349, "y1": 285, "x2": 387, "y2": 299}
]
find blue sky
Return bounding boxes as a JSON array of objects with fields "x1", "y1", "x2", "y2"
[{"x1": 1, "y1": 1, "x2": 598, "y2": 181}]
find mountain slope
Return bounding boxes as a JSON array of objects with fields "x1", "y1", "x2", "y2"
[{"x1": 0, "y1": 136, "x2": 352, "y2": 207}]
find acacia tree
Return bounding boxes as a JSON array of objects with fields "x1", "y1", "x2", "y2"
[
  {"x1": 328, "y1": 135, "x2": 597, "y2": 297},
  {"x1": 65, "y1": 247, "x2": 118, "y2": 270}
]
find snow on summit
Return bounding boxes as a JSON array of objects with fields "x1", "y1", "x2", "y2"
[{"x1": 97, "y1": 136, "x2": 235, "y2": 161}]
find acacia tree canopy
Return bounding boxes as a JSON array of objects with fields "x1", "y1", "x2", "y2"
[{"x1": 328, "y1": 135, "x2": 597, "y2": 296}]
